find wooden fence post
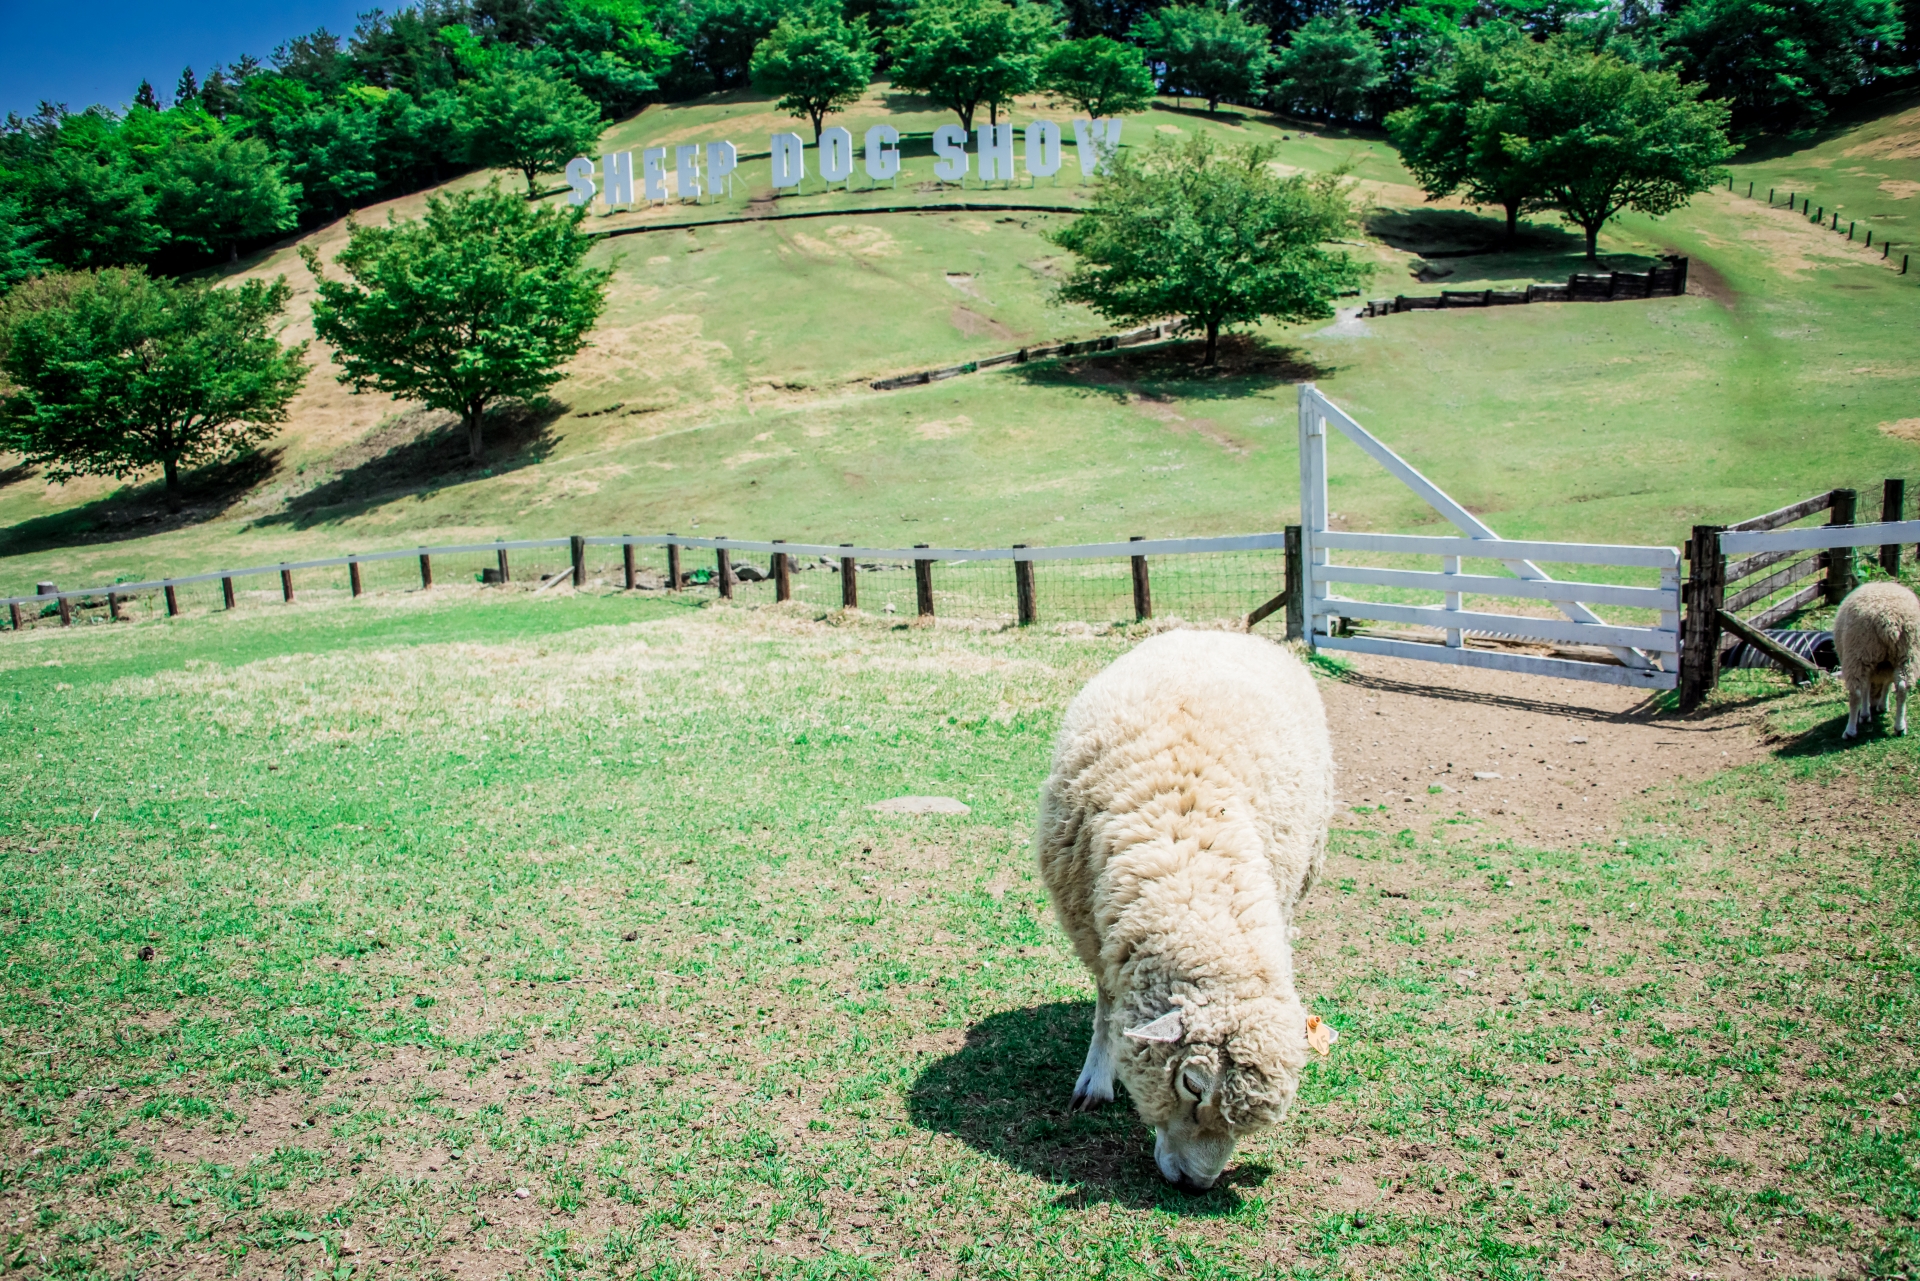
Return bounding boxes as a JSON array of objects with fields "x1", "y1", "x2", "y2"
[
  {"x1": 667, "y1": 540, "x2": 681, "y2": 591},
  {"x1": 1883, "y1": 479, "x2": 1907, "y2": 576},
  {"x1": 570, "y1": 536, "x2": 586, "y2": 587},
  {"x1": 419, "y1": 549, "x2": 433, "y2": 589},
  {"x1": 773, "y1": 540, "x2": 791, "y2": 602},
  {"x1": 164, "y1": 585, "x2": 179, "y2": 617},
  {"x1": 1825, "y1": 489, "x2": 1857, "y2": 604},
  {"x1": 58, "y1": 594, "x2": 71, "y2": 626},
  {"x1": 841, "y1": 544, "x2": 858, "y2": 608},
  {"x1": 716, "y1": 540, "x2": 733, "y2": 600},
  {"x1": 8, "y1": 603, "x2": 21, "y2": 632},
  {"x1": 350, "y1": 559, "x2": 363, "y2": 597},
  {"x1": 281, "y1": 567, "x2": 295, "y2": 602},
  {"x1": 497, "y1": 547, "x2": 510, "y2": 584},
  {"x1": 222, "y1": 577, "x2": 236, "y2": 610},
  {"x1": 1014, "y1": 546, "x2": 1036, "y2": 626},
  {"x1": 1283, "y1": 526, "x2": 1303, "y2": 641},
  {"x1": 1129, "y1": 536, "x2": 1152, "y2": 622},
  {"x1": 914, "y1": 545, "x2": 934, "y2": 618},
  {"x1": 1680, "y1": 524, "x2": 1726, "y2": 711},
  {"x1": 109, "y1": 591, "x2": 122, "y2": 622},
  {"x1": 623, "y1": 540, "x2": 636, "y2": 590}
]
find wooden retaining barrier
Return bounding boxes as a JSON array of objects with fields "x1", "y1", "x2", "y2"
[{"x1": 1363, "y1": 258, "x2": 1688, "y2": 317}]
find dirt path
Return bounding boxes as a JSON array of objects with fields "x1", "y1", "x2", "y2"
[{"x1": 1318, "y1": 653, "x2": 1766, "y2": 847}]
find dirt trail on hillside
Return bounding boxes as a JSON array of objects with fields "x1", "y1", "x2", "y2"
[{"x1": 1318, "y1": 653, "x2": 1765, "y2": 848}]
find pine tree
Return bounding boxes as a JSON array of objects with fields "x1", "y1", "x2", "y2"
[
  {"x1": 175, "y1": 67, "x2": 201, "y2": 106},
  {"x1": 133, "y1": 80, "x2": 164, "y2": 111}
]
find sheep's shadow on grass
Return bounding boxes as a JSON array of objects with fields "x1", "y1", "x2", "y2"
[{"x1": 905, "y1": 1001, "x2": 1270, "y2": 1213}]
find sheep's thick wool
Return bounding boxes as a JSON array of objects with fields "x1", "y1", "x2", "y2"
[
  {"x1": 1035, "y1": 629, "x2": 1333, "y2": 1183},
  {"x1": 1835, "y1": 580, "x2": 1919, "y2": 737}
]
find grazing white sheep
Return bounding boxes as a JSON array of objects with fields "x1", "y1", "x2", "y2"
[
  {"x1": 1835, "y1": 580, "x2": 1920, "y2": 738},
  {"x1": 1034, "y1": 629, "x2": 1334, "y2": 1189}
]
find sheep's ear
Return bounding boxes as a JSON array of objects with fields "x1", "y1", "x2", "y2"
[{"x1": 1122, "y1": 1009, "x2": 1184, "y2": 1044}]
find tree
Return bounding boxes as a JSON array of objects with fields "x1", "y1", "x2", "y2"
[
  {"x1": 1051, "y1": 134, "x2": 1364, "y2": 364},
  {"x1": 0, "y1": 198, "x2": 47, "y2": 296},
  {"x1": 463, "y1": 65, "x2": 605, "y2": 195},
  {"x1": 133, "y1": 81, "x2": 165, "y2": 112},
  {"x1": 890, "y1": 0, "x2": 1062, "y2": 130},
  {"x1": 155, "y1": 137, "x2": 300, "y2": 261},
  {"x1": 1386, "y1": 26, "x2": 1545, "y2": 248},
  {"x1": 537, "y1": 0, "x2": 681, "y2": 117},
  {"x1": 751, "y1": 5, "x2": 877, "y2": 141},
  {"x1": 303, "y1": 184, "x2": 609, "y2": 460},
  {"x1": 1665, "y1": 0, "x2": 1904, "y2": 132},
  {"x1": 1270, "y1": 10, "x2": 1385, "y2": 120},
  {"x1": 1129, "y1": 4, "x2": 1273, "y2": 113},
  {"x1": 667, "y1": 0, "x2": 791, "y2": 92},
  {"x1": 0, "y1": 268, "x2": 307, "y2": 495},
  {"x1": 175, "y1": 67, "x2": 202, "y2": 106},
  {"x1": 1038, "y1": 36, "x2": 1157, "y2": 116},
  {"x1": 1499, "y1": 43, "x2": 1734, "y2": 261}
]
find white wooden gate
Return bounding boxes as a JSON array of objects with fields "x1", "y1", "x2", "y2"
[{"x1": 1298, "y1": 384, "x2": 1681, "y2": 690}]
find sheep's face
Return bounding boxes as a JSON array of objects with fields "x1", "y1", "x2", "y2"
[{"x1": 1120, "y1": 1000, "x2": 1306, "y2": 1191}]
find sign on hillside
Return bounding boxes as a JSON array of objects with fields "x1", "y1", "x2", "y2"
[{"x1": 565, "y1": 118, "x2": 1124, "y2": 209}]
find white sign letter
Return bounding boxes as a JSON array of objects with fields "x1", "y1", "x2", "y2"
[
  {"x1": 642, "y1": 146, "x2": 668, "y2": 201},
  {"x1": 864, "y1": 124, "x2": 900, "y2": 181},
  {"x1": 818, "y1": 126, "x2": 854, "y2": 184},
  {"x1": 975, "y1": 122, "x2": 1014, "y2": 183},
  {"x1": 675, "y1": 144, "x2": 702, "y2": 201},
  {"x1": 565, "y1": 156, "x2": 597, "y2": 207},
  {"x1": 932, "y1": 124, "x2": 968, "y2": 183},
  {"x1": 706, "y1": 140, "x2": 738, "y2": 196},
  {"x1": 770, "y1": 132, "x2": 806, "y2": 189},
  {"x1": 602, "y1": 151, "x2": 633, "y2": 206},
  {"x1": 1025, "y1": 121, "x2": 1061, "y2": 178},
  {"x1": 1073, "y1": 118, "x2": 1123, "y2": 176}
]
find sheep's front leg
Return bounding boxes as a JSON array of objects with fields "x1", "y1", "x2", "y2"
[
  {"x1": 1844, "y1": 679, "x2": 1864, "y2": 738},
  {"x1": 1071, "y1": 990, "x2": 1116, "y2": 1111}
]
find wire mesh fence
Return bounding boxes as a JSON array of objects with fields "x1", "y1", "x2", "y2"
[{"x1": 2, "y1": 534, "x2": 1296, "y2": 635}]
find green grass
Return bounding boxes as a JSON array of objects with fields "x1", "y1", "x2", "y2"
[{"x1": 1, "y1": 593, "x2": 1915, "y2": 1278}]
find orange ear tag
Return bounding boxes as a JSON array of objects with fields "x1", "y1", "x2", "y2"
[{"x1": 1305, "y1": 1014, "x2": 1338, "y2": 1056}]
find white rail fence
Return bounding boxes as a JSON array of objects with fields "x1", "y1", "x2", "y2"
[{"x1": 1297, "y1": 384, "x2": 1682, "y2": 690}]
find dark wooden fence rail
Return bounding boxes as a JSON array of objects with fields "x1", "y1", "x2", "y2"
[
  {"x1": 1363, "y1": 258, "x2": 1689, "y2": 317},
  {"x1": 1679, "y1": 478, "x2": 1914, "y2": 708}
]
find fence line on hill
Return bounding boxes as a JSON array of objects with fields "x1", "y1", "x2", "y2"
[
  {"x1": 1727, "y1": 177, "x2": 1911, "y2": 276},
  {"x1": 2, "y1": 531, "x2": 1298, "y2": 636},
  {"x1": 1360, "y1": 257, "x2": 1689, "y2": 317}
]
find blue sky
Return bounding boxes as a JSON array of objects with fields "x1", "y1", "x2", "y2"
[{"x1": 0, "y1": 0, "x2": 368, "y2": 118}]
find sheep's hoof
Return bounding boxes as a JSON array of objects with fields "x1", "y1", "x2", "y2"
[{"x1": 1070, "y1": 1086, "x2": 1111, "y2": 1113}]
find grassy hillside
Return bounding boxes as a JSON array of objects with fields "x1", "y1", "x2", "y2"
[{"x1": 2, "y1": 86, "x2": 1917, "y2": 600}]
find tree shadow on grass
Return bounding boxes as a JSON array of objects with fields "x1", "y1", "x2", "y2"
[
  {"x1": 1009, "y1": 333, "x2": 1330, "y2": 405},
  {"x1": 0, "y1": 448, "x2": 283, "y2": 560},
  {"x1": 251, "y1": 399, "x2": 561, "y2": 530},
  {"x1": 905, "y1": 1001, "x2": 1273, "y2": 1213},
  {"x1": 1364, "y1": 207, "x2": 1585, "y2": 260}
]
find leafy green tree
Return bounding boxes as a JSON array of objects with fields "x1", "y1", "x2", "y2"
[
  {"x1": 537, "y1": 0, "x2": 681, "y2": 116},
  {"x1": 890, "y1": 0, "x2": 1062, "y2": 130},
  {"x1": 1500, "y1": 43, "x2": 1734, "y2": 260},
  {"x1": 666, "y1": 0, "x2": 792, "y2": 92},
  {"x1": 1038, "y1": 36, "x2": 1157, "y2": 116},
  {"x1": 1051, "y1": 133, "x2": 1364, "y2": 364},
  {"x1": 14, "y1": 143, "x2": 169, "y2": 268},
  {"x1": 1386, "y1": 26, "x2": 1544, "y2": 247},
  {"x1": 261, "y1": 98, "x2": 383, "y2": 219},
  {"x1": 1270, "y1": 10, "x2": 1385, "y2": 120},
  {"x1": 1665, "y1": 0, "x2": 1904, "y2": 132},
  {"x1": 155, "y1": 137, "x2": 300, "y2": 262},
  {"x1": 751, "y1": 5, "x2": 877, "y2": 140},
  {"x1": 463, "y1": 65, "x2": 605, "y2": 195},
  {"x1": 1129, "y1": 4, "x2": 1273, "y2": 113},
  {"x1": 0, "y1": 268, "x2": 307, "y2": 494},
  {"x1": 0, "y1": 198, "x2": 47, "y2": 295},
  {"x1": 303, "y1": 185, "x2": 610, "y2": 460}
]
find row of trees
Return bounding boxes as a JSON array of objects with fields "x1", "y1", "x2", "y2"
[
  {"x1": 0, "y1": 187, "x2": 608, "y2": 495},
  {"x1": 1390, "y1": 31, "x2": 1735, "y2": 259}
]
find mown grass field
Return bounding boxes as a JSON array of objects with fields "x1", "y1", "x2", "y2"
[
  {"x1": 2, "y1": 88, "x2": 1917, "y2": 602},
  {"x1": 2, "y1": 590, "x2": 1916, "y2": 1279}
]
